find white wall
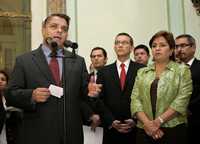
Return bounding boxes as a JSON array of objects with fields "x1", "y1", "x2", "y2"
[
  {"x1": 31, "y1": 0, "x2": 200, "y2": 68},
  {"x1": 168, "y1": 0, "x2": 185, "y2": 35},
  {"x1": 31, "y1": 0, "x2": 47, "y2": 49},
  {"x1": 184, "y1": 0, "x2": 200, "y2": 58},
  {"x1": 168, "y1": 0, "x2": 200, "y2": 58},
  {"x1": 67, "y1": 0, "x2": 168, "y2": 68}
]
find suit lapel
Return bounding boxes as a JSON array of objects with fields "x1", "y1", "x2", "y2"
[
  {"x1": 32, "y1": 46, "x2": 54, "y2": 83},
  {"x1": 190, "y1": 58, "x2": 200, "y2": 78},
  {"x1": 111, "y1": 61, "x2": 136, "y2": 92},
  {"x1": 111, "y1": 62, "x2": 121, "y2": 90},
  {"x1": 191, "y1": 58, "x2": 197, "y2": 69},
  {"x1": 123, "y1": 61, "x2": 137, "y2": 91}
]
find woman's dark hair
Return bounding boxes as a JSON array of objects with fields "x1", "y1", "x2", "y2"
[
  {"x1": 149, "y1": 30, "x2": 175, "y2": 61},
  {"x1": 0, "y1": 70, "x2": 9, "y2": 82}
]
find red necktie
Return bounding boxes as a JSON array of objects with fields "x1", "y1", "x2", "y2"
[
  {"x1": 120, "y1": 63, "x2": 126, "y2": 90},
  {"x1": 49, "y1": 57, "x2": 60, "y2": 86}
]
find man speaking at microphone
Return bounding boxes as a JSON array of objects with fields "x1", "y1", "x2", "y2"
[{"x1": 5, "y1": 13, "x2": 90, "y2": 144}]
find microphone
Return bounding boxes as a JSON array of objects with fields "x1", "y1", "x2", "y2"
[
  {"x1": 46, "y1": 37, "x2": 58, "y2": 57},
  {"x1": 64, "y1": 40, "x2": 78, "y2": 49},
  {"x1": 46, "y1": 37, "x2": 58, "y2": 48}
]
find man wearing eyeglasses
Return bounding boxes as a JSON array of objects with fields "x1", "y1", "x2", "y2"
[
  {"x1": 5, "y1": 13, "x2": 90, "y2": 144},
  {"x1": 88, "y1": 32, "x2": 144, "y2": 144},
  {"x1": 175, "y1": 34, "x2": 200, "y2": 143}
]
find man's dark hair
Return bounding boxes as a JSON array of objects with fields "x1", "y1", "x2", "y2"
[
  {"x1": 115, "y1": 32, "x2": 134, "y2": 46},
  {"x1": 42, "y1": 13, "x2": 71, "y2": 29},
  {"x1": 90, "y1": 47, "x2": 107, "y2": 58},
  {"x1": 134, "y1": 44, "x2": 150, "y2": 55},
  {"x1": 176, "y1": 34, "x2": 196, "y2": 47}
]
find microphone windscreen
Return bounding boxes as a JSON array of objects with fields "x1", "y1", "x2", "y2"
[
  {"x1": 64, "y1": 40, "x2": 78, "y2": 49},
  {"x1": 46, "y1": 37, "x2": 58, "y2": 48}
]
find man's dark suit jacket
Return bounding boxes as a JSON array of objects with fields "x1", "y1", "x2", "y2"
[
  {"x1": 92, "y1": 60, "x2": 144, "y2": 144},
  {"x1": 0, "y1": 98, "x2": 5, "y2": 134},
  {"x1": 187, "y1": 58, "x2": 200, "y2": 142},
  {"x1": 5, "y1": 46, "x2": 88, "y2": 144},
  {"x1": 81, "y1": 71, "x2": 97, "y2": 125}
]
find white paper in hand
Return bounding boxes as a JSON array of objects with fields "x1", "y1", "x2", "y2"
[{"x1": 49, "y1": 84, "x2": 63, "y2": 98}]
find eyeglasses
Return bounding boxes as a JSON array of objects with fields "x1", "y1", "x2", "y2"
[
  {"x1": 114, "y1": 41, "x2": 131, "y2": 45},
  {"x1": 175, "y1": 43, "x2": 192, "y2": 49},
  {"x1": 48, "y1": 23, "x2": 68, "y2": 33}
]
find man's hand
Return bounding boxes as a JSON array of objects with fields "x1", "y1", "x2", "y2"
[
  {"x1": 124, "y1": 119, "x2": 136, "y2": 128},
  {"x1": 117, "y1": 119, "x2": 135, "y2": 133},
  {"x1": 90, "y1": 114, "x2": 101, "y2": 131},
  {"x1": 32, "y1": 88, "x2": 50, "y2": 103},
  {"x1": 112, "y1": 120, "x2": 122, "y2": 131},
  {"x1": 88, "y1": 76, "x2": 102, "y2": 97},
  {"x1": 111, "y1": 119, "x2": 134, "y2": 133}
]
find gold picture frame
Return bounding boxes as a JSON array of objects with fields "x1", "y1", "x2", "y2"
[{"x1": 47, "y1": 0, "x2": 66, "y2": 15}]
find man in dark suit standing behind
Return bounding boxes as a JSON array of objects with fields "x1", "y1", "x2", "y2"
[
  {"x1": 175, "y1": 34, "x2": 200, "y2": 144},
  {"x1": 82, "y1": 47, "x2": 108, "y2": 129},
  {"x1": 84, "y1": 47, "x2": 108, "y2": 126},
  {"x1": 89, "y1": 32, "x2": 144, "y2": 144},
  {"x1": 0, "y1": 94, "x2": 5, "y2": 138},
  {"x1": 5, "y1": 13, "x2": 88, "y2": 144},
  {"x1": 90, "y1": 47, "x2": 107, "y2": 73}
]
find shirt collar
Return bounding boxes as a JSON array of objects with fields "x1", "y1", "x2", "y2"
[
  {"x1": 41, "y1": 44, "x2": 63, "y2": 58},
  {"x1": 93, "y1": 69, "x2": 98, "y2": 75},
  {"x1": 187, "y1": 57, "x2": 195, "y2": 66},
  {"x1": 116, "y1": 58, "x2": 131, "y2": 69}
]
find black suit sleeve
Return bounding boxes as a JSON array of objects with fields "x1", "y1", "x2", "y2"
[
  {"x1": 188, "y1": 59, "x2": 200, "y2": 112},
  {"x1": 189, "y1": 85, "x2": 200, "y2": 105},
  {"x1": 88, "y1": 69, "x2": 115, "y2": 128},
  {"x1": 0, "y1": 96, "x2": 6, "y2": 134},
  {"x1": 5, "y1": 57, "x2": 36, "y2": 111},
  {"x1": 80, "y1": 101, "x2": 94, "y2": 125},
  {"x1": 79, "y1": 58, "x2": 96, "y2": 125}
]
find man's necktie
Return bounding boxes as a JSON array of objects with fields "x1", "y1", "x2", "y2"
[
  {"x1": 49, "y1": 57, "x2": 60, "y2": 86},
  {"x1": 120, "y1": 63, "x2": 126, "y2": 90}
]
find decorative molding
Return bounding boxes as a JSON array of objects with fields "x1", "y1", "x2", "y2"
[
  {"x1": 191, "y1": 0, "x2": 200, "y2": 16},
  {"x1": 47, "y1": 0, "x2": 66, "y2": 15},
  {"x1": 0, "y1": 1, "x2": 31, "y2": 74},
  {"x1": 0, "y1": 11, "x2": 31, "y2": 19}
]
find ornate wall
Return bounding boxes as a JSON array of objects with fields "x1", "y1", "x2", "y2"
[
  {"x1": 47, "y1": 0, "x2": 66, "y2": 15},
  {"x1": 0, "y1": 0, "x2": 31, "y2": 73}
]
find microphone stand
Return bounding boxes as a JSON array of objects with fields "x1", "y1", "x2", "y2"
[
  {"x1": 62, "y1": 46, "x2": 76, "y2": 144},
  {"x1": 49, "y1": 40, "x2": 77, "y2": 144}
]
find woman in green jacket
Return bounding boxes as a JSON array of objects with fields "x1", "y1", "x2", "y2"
[{"x1": 131, "y1": 30, "x2": 192, "y2": 144}]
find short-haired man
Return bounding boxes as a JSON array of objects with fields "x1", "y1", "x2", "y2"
[
  {"x1": 175, "y1": 34, "x2": 200, "y2": 144},
  {"x1": 90, "y1": 47, "x2": 107, "y2": 73},
  {"x1": 83, "y1": 47, "x2": 108, "y2": 128},
  {"x1": 5, "y1": 13, "x2": 89, "y2": 144},
  {"x1": 89, "y1": 32, "x2": 144, "y2": 144},
  {"x1": 133, "y1": 44, "x2": 150, "y2": 65}
]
